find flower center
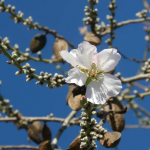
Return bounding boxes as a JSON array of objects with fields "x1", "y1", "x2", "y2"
[{"x1": 78, "y1": 62, "x2": 106, "y2": 82}]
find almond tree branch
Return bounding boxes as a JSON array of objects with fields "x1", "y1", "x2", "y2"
[
  {"x1": 137, "y1": 105, "x2": 150, "y2": 117},
  {"x1": 118, "y1": 91, "x2": 150, "y2": 100},
  {"x1": 125, "y1": 125, "x2": 150, "y2": 129},
  {"x1": 100, "y1": 17, "x2": 150, "y2": 36},
  {"x1": 4, "y1": 42, "x2": 67, "y2": 76},
  {"x1": 5, "y1": 42, "x2": 63, "y2": 64},
  {"x1": 0, "y1": 145, "x2": 61, "y2": 150},
  {"x1": 0, "y1": 116, "x2": 81, "y2": 125},
  {"x1": 0, "y1": 145, "x2": 38, "y2": 150},
  {"x1": 120, "y1": 73, "x2": 150, "y2": 83},
  {"x1": 0, "y1": 2, "x2": 76, "y2": 49},
  {"x1": 51, "y1": 110, "x2": 78, "y2": 149},
  {"x1": 0, "y1": 44, "x2": 66, "y2": 88},
  {"x1": 117, "y1": 49, "x2": 147, "y2": 63}
]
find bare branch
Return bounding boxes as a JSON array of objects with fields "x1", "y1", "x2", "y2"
[
  {"x1": 117, "y1": 49, "x2": 146, "y2": 63},
  {"x1": 121, "y1": 73, "x2": 150, "y2": 83},
  {"x1": 51, "y1": 110, "x2": 78, "y2": 149},
  {"x1": 125, "y1": 125, "x2": 150, "y2": 129},
  {"x1": 118, "y1": 91, "x2": 150, "y2": 100},
  {"x1": 0, "y1": 145, "x2": 38, "y2": 150},
  {"x1": 100, "y1": 17, "x2": 150, "y2": 37}
]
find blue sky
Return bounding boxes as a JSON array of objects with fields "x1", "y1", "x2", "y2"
[{"x1": 0, "y1": 0, "x2": 150, "y2": 150}]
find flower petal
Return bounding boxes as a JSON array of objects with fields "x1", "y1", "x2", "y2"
[
  {"x1": 76, "y1": 41, "x2": 97, "y2": 69},
  {"x1": 102, "y1": 73, "x2": 122, "y2": 96},
  {"x1": 96, "y1": 48, "x2": 121, "y2": 72},
  {"x1": 86, "y1": 81, "x2": 107, "y2": 104},
  {"x1": 59, "y1": 50, "x2": 77, "y2": 67},
  {"x1": 66, "y1": 67, "x2": 87, "y2": 86},
  {"x1": 70, "y1": 49, "x2": 77, "y2": 58}
]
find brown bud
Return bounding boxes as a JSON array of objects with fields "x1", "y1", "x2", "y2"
[
  {"x1": 53, "y1": 39, "x2": 68, "y2": 59},
  {"x1": 66, "y1": 84, "x2": 86, "y2": 111},
  {"x1": 99, "y1": 132, "x2": 121, "y2": 148},
  {"x1": 107, "y1": 99, "x2": 125, "y2": 132},
  {"x1": 39, "y1": 140, "x2": 52, "y2": 150},
  {"x1": 67, "y1": 135, "x2": 81, "y2": 150},
  {"x1": 27, "y1": 125, "x2": 42, "y2": 144},
  {"x1": 42, "y1": 122, "x2": 52, "y2": 142},
  {"x1": 84, "y1": 32, "x2": 101, "y2": 46},
  {"x1": 30, "y1": 34, "x2": 47, "y2": 53},
  {"x1": 32, "y1": 121, "x2": 42, "y2": 133}
]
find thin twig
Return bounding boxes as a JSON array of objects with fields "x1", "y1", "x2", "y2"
[
  {"x1": 117, "y1": 49, "x2": 146, "y2": 63},
  {"x1": 0, "y1": 145, "x2": 38, "y2": 150},
  {"x1": 125, "y1": 125, "x2": 150, "y2": 129},
  {"x1": 100, "y1": 17, "x2": 150, "y2": 36},
  {"x1": 137, "y1": 105, "x2": 150, "y2": 117},
  {"x1": 51, "y1": 110, "x2": 78, "y2": 149}
]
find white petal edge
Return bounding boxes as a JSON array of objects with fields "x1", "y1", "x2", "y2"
[
  {"x1": 59, "y1": 50, "x2": 77, "y2": 67},
  {"x1": 76, "y1": 41, "x2": 97, "y2": 69},
  {"x1": 65, "y1": 67, "x2": 87, "y2": 86},
  {"x1": 86, "y1": 81, "x2": 107, "y2": 105},
  {"x1": 102, "y1": 73, "x2": 122, "y2": 96},
  {"x1": 96, "y1": 48, "x2": 121, "y2": 72}
]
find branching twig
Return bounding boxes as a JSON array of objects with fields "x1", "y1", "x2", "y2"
[
  {"x1": 100, "y1": 17, "x2": 150, "y2": 36},
  {"x1": 0, "y1": 44, "x2": 66, "y2": 88},
  {"x1": 0, "y1": 2, "x2": 76, "y2": 49}
]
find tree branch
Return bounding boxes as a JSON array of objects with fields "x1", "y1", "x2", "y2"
[
  {"x1": 0, "y1": 145, "x2": 38, "y2": 150},
  {"x1": 0, "y1": 44, "x2": 66, "y2": 88},
  {"x1": 51, "y1": 110, "x2": 78, "y2": 149},
  {"x1": 121, "y1": 73, "x2": 150, "y2": 83},
  {"x1": 100, "y1": 17, "x2": 150, "y2": 36},
  {"x1": 0, "y1": 116, "x2": 81, "y2": 125},
  {"x1": 125, "y1": 125, "x2": 150, "y2": 129},
  {"x1": 0, "y1": 2, "x2": 76, "y2": 49}
]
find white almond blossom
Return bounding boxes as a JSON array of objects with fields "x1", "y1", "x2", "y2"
[{"x1": 60, "y1": 41, "x2": 122, "y2": 105}]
